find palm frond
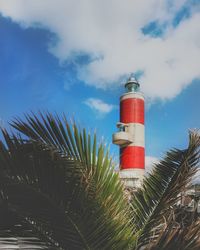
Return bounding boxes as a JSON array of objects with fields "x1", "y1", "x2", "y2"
[
  {"x1": 131, "y1": 131, "x2": 200, "y2": 248},
  {"x1": 147, "y1": 216, "x2": 200, "y2": 250},
  {"x1": 0, "y1": 135, "x2": 88, "y2": 249},
  {"x1": 0, "y1": 112, "x2": 134, "y2": 249},
  {"x1": 0, "y1": 203, "x2": 58, "y2": 249}
]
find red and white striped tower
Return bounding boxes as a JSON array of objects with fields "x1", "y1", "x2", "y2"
[{"x1": 112, "y1": 76, "x2": 145, "y2": 188}]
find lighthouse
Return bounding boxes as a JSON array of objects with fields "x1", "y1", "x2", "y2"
[{"x1": 112, "y1": 76, "x2": 145, "y2": 188}]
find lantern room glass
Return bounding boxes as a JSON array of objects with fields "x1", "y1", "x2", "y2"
[{"x1": 125, "y1": 76, "x2": 140, "y2": 93}]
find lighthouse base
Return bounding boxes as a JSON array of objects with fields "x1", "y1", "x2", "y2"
[{"x1": 119, "y1": 169, "x2": 144, "y2": 189}]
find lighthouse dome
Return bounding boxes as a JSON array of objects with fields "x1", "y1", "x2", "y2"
[{"x1": 125, "y1": 75, "x2": 140, "y2": 92}]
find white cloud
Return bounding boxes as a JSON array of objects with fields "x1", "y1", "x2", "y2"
[
  {"x1": 0, "y1": 0, "x2": 200, "y2": 100},
  {"x1": 84, "y1": 98, "x2": 116, "y2": 115},
  {"x1": 145, "y1": 156, "x2": 159, "y2": 174},
  {"x1": 193, "y1": 169, "x2": 200, "y2": 184}
]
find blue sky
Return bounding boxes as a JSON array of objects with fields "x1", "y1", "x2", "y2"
[{"x1": 0, "y1": 0, "x2": 199, "y2": 168}]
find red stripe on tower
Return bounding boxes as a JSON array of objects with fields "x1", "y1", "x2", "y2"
[
  {"x1": 112, "y1": 76, "x2": 145, "y2": 188},
  {"x1": 120, "y1": 146, "x2": 145, "y2": 169},
  {"x1": 120, "y1": 98, "x2": 144, "y2": 124}
]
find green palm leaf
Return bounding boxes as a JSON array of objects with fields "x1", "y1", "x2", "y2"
[
  {"x1": 0, "y1": 112, "x2": 134, "y2": 249},
  {"x1": 0, "y1": 206, "x2": 57, "y2": 249},
  {"x1": 148, "y1": 216, "x2": 200, "y2": 250},
  {"x1": 131, "y1": 131, "x2": 200, "y2": 249}
]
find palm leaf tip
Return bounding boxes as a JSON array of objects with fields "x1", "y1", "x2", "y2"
[
  {"x1": 0, "y1": 112, "x2": 134, "y2": 249},
  {"x1": 132, "y1": 130, "x2": 200, "y2": 248}
]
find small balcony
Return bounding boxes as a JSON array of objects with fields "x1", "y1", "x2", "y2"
[{"x1": 112, "y1": 122, "x2": 133, "y2": 146}]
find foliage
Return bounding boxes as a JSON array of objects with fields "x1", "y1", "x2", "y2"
[
  {"x1": 0, "y1": 113, "x2": 133, "y2": 249},
  {"x1": 131, "y1": 131, "x2": 200, "y2": 249},
  {"x1": 0, "y1": 112, "x2": 199, "y2": 249}
]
